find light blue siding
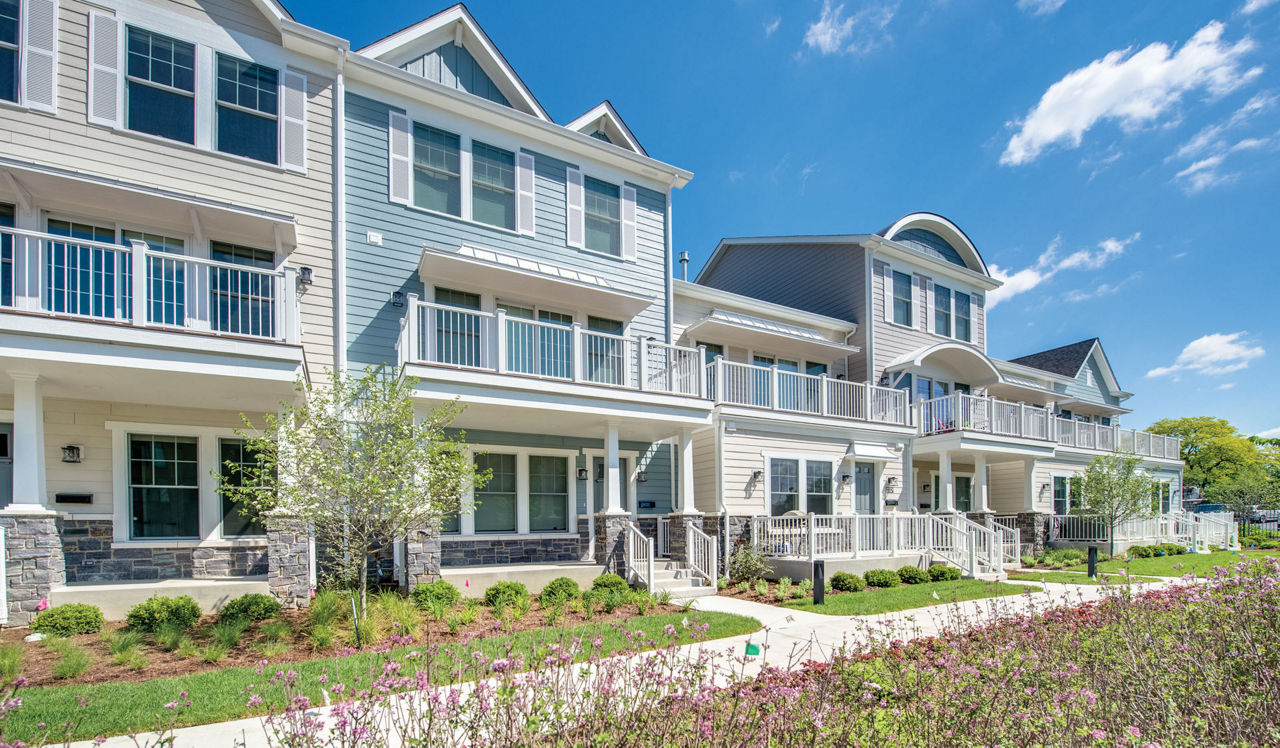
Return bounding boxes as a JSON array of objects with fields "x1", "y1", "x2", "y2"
[
  {"x1": 343, "y1": 92, "x2": 670, "y2": 368},
  {"x1": 400, "y1": 42, "x2": 511, "y2": 108},
  {"x1": 1058, "y1": 355, "x2": 1122, "y2": 407},
  {"x1": 891, "y1": 228, "x2": 966, "y2": 268}
]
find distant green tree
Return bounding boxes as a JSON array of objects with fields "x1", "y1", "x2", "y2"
[
  {"x1": 1204, "y1": 469, "x2": 1280, "y2": 519},
  {"x1": 1148, "y1": 417, "x2": 1261, "y2": 492}
]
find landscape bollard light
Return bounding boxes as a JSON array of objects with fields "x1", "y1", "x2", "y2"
[
  {"x1": 813, "y1": 559, "x2": 825, "y2": 606},
  {"x1": 1088, "y1": 546, "x2": 1098, "y2": 579}
]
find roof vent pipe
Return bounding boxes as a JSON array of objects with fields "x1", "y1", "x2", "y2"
[{"x1": 678, "y1": 251, "x2": 689, "y2": 281}]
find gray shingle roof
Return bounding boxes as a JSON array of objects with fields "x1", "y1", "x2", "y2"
[{"x1": 1009, "y1": 338, "x2": 1098, "y2": 377}]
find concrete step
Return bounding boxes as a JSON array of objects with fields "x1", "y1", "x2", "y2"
[
  {"x1": 660, "y1": 584, "x2": 718, "y2": 599},
  {"x1": 650, "y1": 575, "x2": 711, "y2": 592},
  {"x1": 652, "y1": 567, "x2": 698, "y2": 582}
]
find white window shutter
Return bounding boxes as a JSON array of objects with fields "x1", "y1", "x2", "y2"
[
  {"x1": 86, "y1": 11, "x2": 119, "y2": 126},
  {"x1": 387, "y1": 111, "x2": 412, "y2": 205},
  {"x1": 913, "y1": 275, "x2": 924, "y2": 329},
  {"x1": 515, "y1": 151, "x2": 536, "y2": 236},
  {"x1": 279, "y1": 70, "x2": 307, "y2": 173},
  {"x1": 565, "y1": 167, "x2": 584, "y2": 249},
  {"x1": 881, "y1": 263, "x2": 892, "y2": 323},
  {"x1": 620, "y1": 184, "x2": 636, "y2": 260},
  {"x1": 925, "y1": 278, "x2": 934, "y2": 333},
  {"x1": 22, "y1": 0, "x2": 58, "y2": 113}
]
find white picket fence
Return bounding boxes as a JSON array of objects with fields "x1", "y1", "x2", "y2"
[{"x1": 1049, "y1": 511, "x2": 1239, "y2": 552}]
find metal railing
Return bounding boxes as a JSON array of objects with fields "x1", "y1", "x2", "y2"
[
  {"x1": 687, "y1": 522, "x2": 718, "y2": 588},
  {"x1": 624, "y1": 522, "x2": 655, "y2": 590},
  {"x1": 1048, "y1": 512, "x2": 1238, "y2": 551},
  {"x1": 709, "y1": 359, "x2": 911, "y2": 427},
  {"x1": 398, "y1": 297, "x2": 704, "y2": 397},
  {"x1": 1057, "y1": 421, "x2": 1181, "y2": 459},
  {"x1": 918, "y1": 393, "x2": 1053, "y2": 440},
  {"x1": 0, "y1": 227, "x2": 298, "y2": 343}
]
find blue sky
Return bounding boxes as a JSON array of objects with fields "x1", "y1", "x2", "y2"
[{"x1": 294, "y1": 0, "x2": 1280, "y2": 436}]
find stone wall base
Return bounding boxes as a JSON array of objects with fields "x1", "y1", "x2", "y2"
[
  {"x1": 2, "y1": 513, "x2": 66, "y2": 625},
  {"x1": 267, "y1": 518, "x2": 312, "y2": 609},
  {"x1": 1016, "y1": 512, "x2": 1051, "y2": 558},
  {"x1": 594, "y1": 514, "x2": 630, "y2": 575}
]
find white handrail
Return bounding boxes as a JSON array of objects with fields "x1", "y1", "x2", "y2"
[
  {"x1": 686, "y1": 522, "x2": 718, "y2": 588},
  {"x1": 712, "y1": 359, "x2": 910, "y2": 426},
  {"x1": 624, "y1": 522, "x2": 655, "y2": 590}
]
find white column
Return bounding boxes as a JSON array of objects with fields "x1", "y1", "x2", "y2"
[
  {"x1": 676, "y1": 429, "x2": 697, "y2": 514},
  {"x1": 1023, "y1": 458, "x2": 1037, "y2": 512},
  {"x1": 5, "y1": 373, "x2": 51, "y2": 513},
  {"x1": 604, "y1": 422, "x2": 624, "y2": 514},
  {"x1": 938, "y1": 450, "x2": 954, "y2": 513},
  {"x1": 974, "y1": 453, "x2": 988, "y2": 513},
  {"x1": 900, "y1": 442, "x2": 914, "y2": 513}
]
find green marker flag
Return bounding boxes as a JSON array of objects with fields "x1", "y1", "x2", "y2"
[{"x1": 745, "y1": 643, "x2": 761, "y2": 656}]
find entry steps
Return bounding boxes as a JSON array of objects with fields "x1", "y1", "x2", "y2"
[{"x1": 649, "y1": 560, "x2": 717, "y2": 599}]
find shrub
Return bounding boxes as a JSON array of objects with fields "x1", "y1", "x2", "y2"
[
  {"x1": 484, "y1": 580, "x2": 529, "y2": 609},
  {"x1": 929, "y1": 564, "x2": 962, "y2": 582},
  {"x1": 864, "y1": 569, "x2": 900, "y2": 588},
  {"x1": 210, "y1": 618, "x2": 251, "y2": 649},
  {"x1": 728, "y1": 545, "x2": 773, "y2": 583},
  {"x1": 753, "y1": 579, "x2": 769, "y2": 597},
  {"x1": 411, "y1": 579, "x2": 461, "y2": 611},
  {"x1": 126, "y1": 595, "x2": 201, "y2": 633},
  {"x1": 592, "y1": 573, "x2": 630, "y2": 594},
  {"x1": 31, "y1": 603, "x2": 104, "y2": 637},
  {"x1": 219, "y1": 593, "x2": 281, "y2": 622},
  {"x1": 539, "y1": 576, "x2": 581, "y2": 606},
  {"x1": 775, "y1": 577, "x2": 792, "y2": 600},
  {"x1": 50, "y1": 644, "x2": 92, "y2": 680},
  {"x1": 897, "y1": 566, "x2": 929, "y2": 585},
  {"x1": 830, "y1": 571, "x2": 865, "y2": 592}
]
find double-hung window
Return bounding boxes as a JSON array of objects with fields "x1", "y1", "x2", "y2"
[
  {"x1": 471, "y1": 141, "x2": 516, "y2": 230},
  {"x1": 45, "y1": 218, "x2": 125, "y2": 320},
  {"x1": 528, "y1": 455, "x2": 569, "y2": 532},
  {"x1": 769, "y1": 457, "x2": 835, "y2": 516},
  {"x1": 412, "y1": 123, "x2": 462, "y2": 216},
  {"x1": 215, "y1": 54, "x2": 278, "y2": 164},
  {"x1": 583, "y1": 177, "x2": 621, "y2": 256},
  {"x1": 806, "y1": 461, "x2": 833, "y2": 515},
  {"x1": 125, "y1": 27, "x2": 195, "y2": 144},
  {"x1": 130, "y1": 434, "x2": 199, "y2": 538},
  {"x1": 934, "y1": 284, "x2": 952, "y2": 336},
  {"x1": 586, "y1": 316, "x2": 625, "y2": 385},
  {"x1": 218, "y1": 438, "x2": 266, "y2": 537},
  {"x1": 892, "y1": 271, "x2": 912, "y2": 326},
  {"x1": 474, "y1": 453, "x2": 517, "y2": 533},
  {"x1": 0, "y1": 0, "x2": 17, "y2": 103},
  {"x1": 1, "y1": 203, "x2": 15, "y2": 306},
  {"x1": 210, "y1": 241, "x2": 275, "y2": 337},
  {"x1": 769, "y1": 458, "x2": 799, "y2": 516},
  {"x1": 954, "y1": 292, "x2": 971, "y2": 342}
]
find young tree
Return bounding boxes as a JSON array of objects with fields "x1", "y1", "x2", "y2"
[
  {"x1": 217, "y1": 366, "x2": 485, "y2": 613},
  {"x1": 1075, "y1": 453, "x2": 1155, "y2": 557}
]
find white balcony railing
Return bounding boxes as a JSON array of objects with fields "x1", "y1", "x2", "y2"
[
  {"x1": 708, "y1": 358, "x2": 911, "y2": 427},
  {"x1": 1057, "y1": 420, "x2": 1181, "y2": 460},
  {"x1": 1049, "y1": 512, "x2": 1238, "y2": 552},
  {"x1": 0, "y1": 227, "x2": 298, "y2": 343},
  {"x1": 918, "y1": 392, "x2": 1053, "y2": 441},
  {"x1": 397, "y1": 296, "x2": 704, "y2": 397}
]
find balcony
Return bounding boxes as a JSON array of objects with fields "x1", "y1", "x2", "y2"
[
  {"x1": 0, "y1": 227, "x2": 299, "y2": 343},
  {"x1": 1056, "y1": 420, "x2": 1181, "y2": 460},
  {"x1": 706, "y1": 359, "x2": 911, "y2": 427}
]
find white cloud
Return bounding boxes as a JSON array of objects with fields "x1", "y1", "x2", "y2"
[
  {"x1": 1169, "y1": 92, "x2": 1276, "y2": 192},
  {"x1": 799, "y1": 162, "x2": 819, "y2": 193},
  {"x1": 764, "y1": 17, "x2": 781, "y2": 37},
  {"x1": 728, "y1": 170, "x2": 745, "y2": 183},
  {"x1": 1174, "y1": 154, "x2": 1236, "y2": 192},
  {"x1": 988, "y1": 233, "x2": 1138, "y2": 308},
  {"x1": 1145, "y1": 332, "x2": 1265, "y2": 378},
  {"x1": 1257, "y1": 426, "x2": 1280, "y2": 438},
  {"x1": 1017, "y1": 0, "x2": 1067, "y2": 16},
  {"x1": 1001, "y1": 22, "x2": 1260, "y2": 166},
  {"x1": 1242, "y1": 0, "x2": 1278, "y2": 14},
  {"x1": 1217, "y1": 382, "x2": 1237, "y2": 390},
  {"x1": 1062, "y1": 271, "x2": 1141, "y2": 302},
  {"x1": 802, "y1": 1, "x2": 897, "y2": 56}
]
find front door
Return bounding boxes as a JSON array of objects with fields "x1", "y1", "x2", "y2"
[
  {"x1": 592, "y1": 456, "x2": 632, "y2": 514},
  {"x1": 0, "y1": 423, "x2": 12, "y2": 508},
  {"x1": 853, "y1": 462, "x2": 875, "y2": 514},
  {"x1": 932, "y1": 475, "x2": 972, "y2": 511}
]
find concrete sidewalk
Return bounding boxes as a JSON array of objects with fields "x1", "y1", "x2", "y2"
[{"x1": 70, "y1": 577, "x2": 1166, "y2": 747}]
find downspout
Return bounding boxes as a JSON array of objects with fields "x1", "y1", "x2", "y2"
[
  {"x1": 333, "y1": 49, "x2": 348, "y2": 372},
  {"x1": 864, "y1": 249, "x2": 875, "y2": 384},
  {"x1": 716, "y1": 413, "x2": 729, "y2": 573},
  {"x1": 664, "y1": 186, "x2": 674, "y2": 343},
  {"x1": 584, "y1": 452, "x2": 595, "y2": 563}
]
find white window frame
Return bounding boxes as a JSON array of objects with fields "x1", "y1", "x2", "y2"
[
  {"x1": 450, "y1": 445, "x2": 580, "y2": 538},
  {"x1": 212, "y1": 51, "x2": 280, "y2": 165},
  {"x1": 1050, "y1": 472, "x2": 1074, "y2": 515},
  {"x1": 761, "y1": 452, "x2": 841, "y2": 516},
  {"x1": 105, "y1": 421, "x2": 268, "y2": 545},
  {"x1": 882, "y1": 263, "x2": 915, "y2": 329}
]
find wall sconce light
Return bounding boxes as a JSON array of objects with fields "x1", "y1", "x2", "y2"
[
  {"x1": 298, "y1": 267, "x2": 314, "y2": 287},
  {"x1": 922, "y1": 483, "x2": 931, "y2": 494},
  {"x1": 637, "y1": 470, "x2": 648, "y2": 483},
  {"x1": 886, "y1": 476, "x2": 899, "y2": 491},
  {"x1": 61, "y1": 444, "x2": 82, "y2": 464},
  {"x1": 751, "y1": 470, "x2": 763, "y2": 481},
  {"x1": 1039, "y1": 484, "x2": 1050, "y2": 497},
  {"x1": 390, "y1": 291, "x2": 405, "y2": 308},
  {"x1": 840, "y1": 473, "x2": 853, "y2": 485},
  {"x1": 576, "y1": 467, "x2": 589, "y2": 481}
]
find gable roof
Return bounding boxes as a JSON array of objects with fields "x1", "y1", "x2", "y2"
[
  {"x1": 1009, "y1": 338, "x2": 1099, "y2": 377},
  {"x1": 564, "y1": 101, "x2": 647, "y2": 156},
  {"x1": 355, "y1": 4, "x2": 550, "y2": 121}
]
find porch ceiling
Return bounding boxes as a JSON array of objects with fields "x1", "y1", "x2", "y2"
[
  {"x1": 682, "y1": 310, "x2": 858, "y2": 363},
  {"x1": 912, "y1": 430, "x2": 1057, "y2": 459}
]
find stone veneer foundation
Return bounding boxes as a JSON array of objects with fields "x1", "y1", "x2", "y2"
[
  {"x1": 440, "y1": 518, "x2": 591, "y2": 567},
  {"x1": 1, "y1": 512, "x2": 66, "y2": 625},
  {"x1": 59, "y1": 519, "x2": 267, "y2": 583}
]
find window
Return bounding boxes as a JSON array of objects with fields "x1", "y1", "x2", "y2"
[
  {"x1": 538, "y1": 309, "x2": 574, "y2": 379},
  {"x1": 699, "y1": 342, "x2": 724, "y2": 364},
  {"x1": 474, "y1": 453, "x2": 516, "y2": 532},
  {"x1": 1, "y1": 202, "x2": 13, "y2": 307},
  {"x1": 769, "y1": 458, "x2": 799, "y2": 516},
  {"x1": 46, "y1": 219, "x2": 126, "y2": 319},
  {"x1": 892, "y1": 271, "x2": 912, "y2": 326},
  {"x1": 125, "y1": 27, "x2": 196, "y2": 144},
  {"x1": 219, "y1": 439, "x2": 266, "y2": 536},
  {"x1": 955, "y1": 292, "x2": 971, "y2": 342},
  {"x1": 130, "y1": 434, "x2": 199, "y2": 538},
  {"x1": 412, "y1": 123, "x2": 461, "y2": 216},
  {"x1": 210, "y1": 241, "x2": 275, "y2": 337},
  {"x1": 0, "y1": 0, "x2": 16, "y2": 103},
  {"x1": 1053, "y1": 476, "x2": 1069, "y2": 515},
  {"x1": 215, "y1": 54, "x2": 278, "y2": 164},
  {"x1": 806, "y1": 461, "x2": 833, "y2": 515},
  {"x1": 471, "y1": 142, "x2": 516, "y2": 230},
  {"x1": 583, "y1": 176, "x2": 620, "y2": 255},
  {"x1": 435, "y1": 287, "x2": 483, "y2": 367},
  {"x1": 934, "y1": 284, "x2": 951, "y2": 336},
  {"x1": 528, "y1": 455, "x2": 569, "y2": 532},
  {"x1": 915, "y1": 376, "x2": 948, "y2": 403},
  {"x1": 124, "y1": 230, "x2": 185, "y2": 326},
  {"x1": 805, "y1": 362, "x2": 827, "y2": 376},
  {"x1": 586, "y1": 316, "x2": 625, "y2": 385}
]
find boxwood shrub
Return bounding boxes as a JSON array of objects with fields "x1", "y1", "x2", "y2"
[
  {"x1": 591, "y1": 573, "x2": 630, "y2": 594},
  {"x1": 897, "y1": 566, "x2": 929, "y2": 585},
  {"x1": 483, "y1": 580, "x2": 528, "y2": 609},
  {"x1": 411, "y1": 579, "x2": 461, "y2": 610},
  {"x1": 863, "y1": 569, "x2": 900, "y2": 588},
  {"x1": 929, "y1": 564, "x2": 962, "y2": 582},
  {"x1": 31, "y1": 603, "x2": 104, "y2": 637},
  {"x1": 830, "y1": 571, "x2": 865, "y2": 592},
  {"x1": 539, "y1": 576, "x2": 580, "y2": 605},
  {"x1": 219, "y1": 593, "x2": 281, "y2": 622},
  {"x1": 126, "y1": 595, "x2": 202, "y2": 632}
]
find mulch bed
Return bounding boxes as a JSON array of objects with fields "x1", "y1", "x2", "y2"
[
  {"x1": 718, "y1": 580, "x2": 816, "y2": 606},
  {"x1": 1, "y1": 600, "x2": 685, "y2": 688}
]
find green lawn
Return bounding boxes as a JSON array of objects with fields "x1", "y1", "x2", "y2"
[
  {"x1": 7, "y1": 611, "x2": 758, "y2": 743},
  {"x1": 1066, "y1": 549, "x2": 1280, "y2": 578},
  {"x1": 782, "y1": 579, "x2": 1035, "y2": 616},
  {"x1": 1006, "y1": 570, "x2": 1161, "y2": 585}
]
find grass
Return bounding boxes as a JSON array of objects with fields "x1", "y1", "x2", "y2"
[
  {"x1": 1006, "y1": 570, "x2": 1161, "y2": 585},
  {"x1": 0, "y1": 643, "x2": 24, "y2": 682},
  {"x1": 1066, "y1": 549, "x2": 1280, "y2": 578},
  {"x1": 782, "y1": 579, "x2": 1036, "y2": 616},
  {"x1": 6, "y1": 611, "x2": 759, "y2": 742},
  {"x1": 43, "y1": 639, "x2": 92, "y2": 680}
]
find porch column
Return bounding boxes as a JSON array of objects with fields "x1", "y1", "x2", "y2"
[
  {"x1": 676, "y1": 429, "x2": 697, "y2": 514},
  {"x1": 973, "y1": 453, "x2": 989, "y2": 513},
  {"x1": 7, "y1": 374, "x2": 49, "y2": 510},
  {"x1": 604, "y1": 422, "x2": 624, "y2": 514},
  {"x1": 900, "y1": 441, "x2": 914, "y2": 512},
  {"x1": 594, "y1": 422, "x2": 628, "y2": 574},
  {"x1": 937, "y1": 450, "x2": 954, "y2": 513},
  {"x1": 1023, "y1": 458, "x2": 1038, "y2": 512}
]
